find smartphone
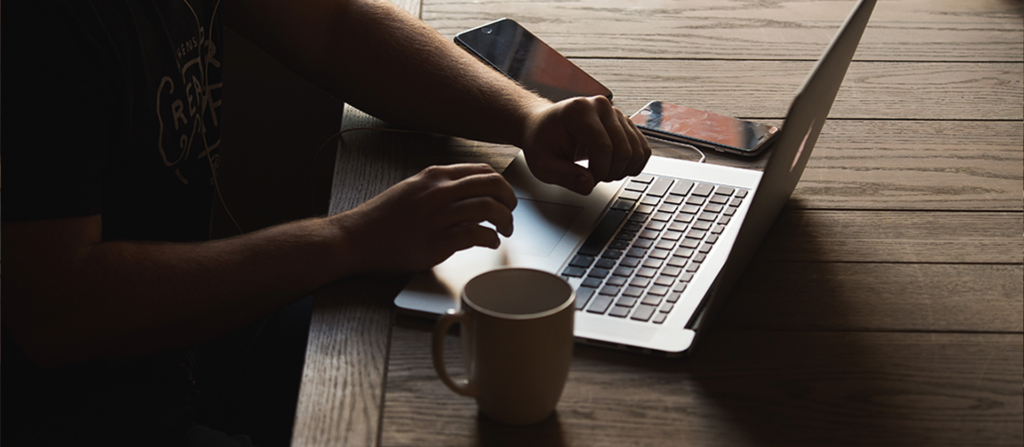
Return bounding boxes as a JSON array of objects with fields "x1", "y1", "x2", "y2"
[
  {"x1": 454, "y1": 18, "x2": 613, "y2": 102},
  {"x1": 629, "y1": 101, "x2": 779, "y2": 157}
]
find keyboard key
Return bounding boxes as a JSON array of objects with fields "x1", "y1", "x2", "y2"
[
  {"x1": 666, "y1": 291, "x2": 682, "y2": 303},
  {"x1": 575, "y1": 287, "x2": 596, "y2": 310},
  {"x1": 627, "y1": 247, "x2": 647, "y2": 258},
  {"x1": 705, "y1": 204, "x2": 724, "y2": 213},
  {"x1": 709, "y1": 194, "x2": 730, "y2": 204},
  {"x1": 627, "y1": 212, "x2": 648, "y2": 223},
  {"x1": 655, "y1": 240, "x2": 675, "y2": 250},
  {"x1": 562, "y1": 266, "x2": 586, "y2": 277},
  {"x1": 691, "y1": 183, "x2": 714, "y2": 196},
  {"x1": 673, "y1": 213, "x2": 694, "y2": 224},
  {"x1": 661, "y1": 266, "x2": 683, "y2": 277},
  {"x1": 582, "y1": 277, "x2": 603, "y2": 288},
  {"x1": 712, "y1": 224, "x2": 726, "y2": 234},
  {"x1": 679, "y1": 204, "x2": 700, "y2": 214},
  {"x1": 668, "y1": 222, "x2": 688, "y2": 232},
  {"x1": 678, "y1": 272, "x2": 695, "y2": 283},
  {"x1": 641, "y1": 294, "x2": 662, "y2": 306},
  {"x1": 623, "y1": 286, "x2": 644, "y2": 298},
  {"x1": 634, "y1": 174, "x2": 655, "y2": 184},
  {"x1": 608, "y1": 305, "x2": 631, "y2": 318},
  {"x1": 628, "y1": 277, "x2": 650, "y2": 288},
  {"x1": 730, "y1": 197, "x2": 744, "y2": 207},
  {"x1": 699, "y1": 243, "x2": 713, "y2": 254},
  {"x1": 611, "y1": 198, "x2": 635, "y2": 211},
  {"x1": 609, "y1": 239, "x2": 629, "y2": 250},
  {"x1": 667, "y1": 256, "x2": 687, "y2": 268},
  {"x1": 614, "y1": 266, "x2": 634, "y2": 277},
  {"x1": 664, "y1": 194, "x2": 684, "y2": 205},
  {"x1": 647, "y1": 177, "x2": 674, "y2": 197},
  {"x1": 599, "y1": 285, "x2": 621, "y2": 296},
  {"x1": 662, "y1": 230, "x2": 682, "y2": 241},
  {"x1": 686, "y1": 229, "x2": 707, "y2": 239},
  {"x1": 619, "y1": 190, "x2": 642, "y2": 201},
  {"x1": 659, "y1": 302, "x2": 675, "y2": 313},
  {"x1": 718, "y1": 216, "x2": 732, "y2": 225},
  {"x1": 596, "y1": 258, "x2": 617, "y2": 269},
  {"x1": 698, "y1": 212, "x2": 717, "y2": 221},
  {"x1": 648, "y1": 285, "x2": 670, "y2": 296},
  {"x1": 723, "y1": 206, "x2": 738, "y2": 216},
  {"x1": 587, "y1": 268, "x2": 610, "y2": 279},
  {"x1": 643, "y1": 258, "x2": 664, "y2": 269},
  {"x1": 680, "y1": 238, "x2": 700, "y2": 249},
  {"x1": 717, "y1": 186, "x2": 736, "y2": 196},
  {"x1": 649, "y1": 249, "x2": 670, "y2": 260},
  {"x1": 586, "y1": 296, "x2": 613, "y2": 314},
  {"x1": 653, "y1": 312, "x2": 668, "y2": 324},
  {"x1": 706, "y1": 234, "x2": 719, "y2": 244},
  {"x1": 692, "y1": 253, "x2": 706, "y2": 263},
  {"x1": 570, "y1": 255, "x2": 595, "y2": 268},
  {"x1": 623, "y1": 222, "x2": 643, "y2": 233},
  {"x1": 658, "y1": 203, "x2": 678, "y2": 213},
  {"x1": 686, "y1": 263, "x2": 700, "y2": 273},
  {"x1": 634, "y1": 238, "x2": 654, "y2": 249},
  {"x1": 673, "y1": 281, "x2": 688, "y2": 293},
  {"x1": 654, "y1": 275, "x2": 674, "y2": 287},
  {"x1": 651, "y1": 212, "x2": 672, "y2": 223},
  {"x1": 630, "y1": 304, "x2": 657, "y2": 322},
  {"x1": 735, "y1": 189, "x2": 748, "y2": 198},
  {"x1": 615, "y1": 296, "x2": 638, "y2": 307},
  {"x1": 640, "y1": 195, "x2": 660, "y2": 206},
  {"x1": 692, "y1": 220, "x2": 712, "y2": 231},
  {"x1": 674, "y1": 247, "x2": 695, "y2": 258},
  {"x1": 685, "y1": 195, "x2": 706, "y2": 206},
  {"x1": 625, "y1": 180, "x2": 648, "y2": 192},
  {"x1": 670, "y1": 180, "x2": 694, "y2": 196},
  {"x1": 606, "y1": 276, "x2": 627, "y2": 286},
  {"x1": 602, "y1": 249, "x2": 624, "y2": 259},
  {"x1": 620, "y1": 256, "x2": 642, "y2": 268},
  {"x1": 637, "y1": 267, "x2": 658, "y2": 278}
]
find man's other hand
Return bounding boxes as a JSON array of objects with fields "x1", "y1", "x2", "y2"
[
  {"x1": 519, "y1": 96, "x2": 651, "y2": 195},
  {"x1": 333, "y1": 163, "x2": 517, "y2": 275}
]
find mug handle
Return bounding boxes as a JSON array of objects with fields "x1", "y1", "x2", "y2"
[{"x1": 432, "y1": 309, "x2": 477, "y2": 397}]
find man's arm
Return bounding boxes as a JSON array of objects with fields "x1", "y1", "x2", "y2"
[
  {"x1": 3, "y1": 164, "x2": 516, "y2": 367},
  {"x1": 225, "y1": 0, "x2": 651, "y2": 195}
]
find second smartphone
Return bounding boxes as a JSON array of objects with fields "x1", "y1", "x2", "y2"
[
  {"x1": 630, "y1": 101, "x2": 779, "y2": 157},
  {"x1": 455, "y1": 18, "x2": 612, "y2": 102}
]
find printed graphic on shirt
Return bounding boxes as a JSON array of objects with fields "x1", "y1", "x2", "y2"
[{"x1": 155, "y1": 0, "x2": 222, "y2": 186}]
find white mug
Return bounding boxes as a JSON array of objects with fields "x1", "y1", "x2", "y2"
[{"x1": 432, "y1": 267, "x2": 576, "y2": 425}]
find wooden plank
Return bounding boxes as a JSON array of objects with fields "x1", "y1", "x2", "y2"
[
  {"x1": 721, "y1": 263, "x2": 1024, "y2": 332},
  {"x1": 574, "y1": 60, "x2": 1024, "y2": 121},
  {"x1": 757, "y1": 210, "x2": 1024, "y2": 263},
  {"x1": 432, "y1": 121, "x2": 1024, "y2": 211},
  {"x1": 425, "y1": 0, "x2": 1024, "y2": 62},
  {"x1": 292, "y1": 0, "x2": 423, "y2": 442},
  {"x1": 382, "y1": 326, "x2": 1024, "y2": 447}
]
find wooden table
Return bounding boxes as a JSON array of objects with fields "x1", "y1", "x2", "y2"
[{"x1": 291, "y1": 1, "x2": 1024, "y2": 445}]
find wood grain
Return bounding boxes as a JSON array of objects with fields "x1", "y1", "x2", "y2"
[
  {"x1": 425, "y1": 0, "x2": 1024, "y2": 62},
  {"x1": 382, "y1": 325, "x2": 1024, "y2": 447},
  {"x1": 572, "y1": 60, "x2": 1024, "y2": 121}
]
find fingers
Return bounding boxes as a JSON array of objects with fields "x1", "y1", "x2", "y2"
[{"x1": 561, "y1": 96, "x2": 650, "y2": 183}]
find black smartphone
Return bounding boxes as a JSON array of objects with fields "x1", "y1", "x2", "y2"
[
  {"x1": 629, "y1": 101, "x2": 780, "y2": 157},
  {"x1": 454, "y1": 18, "x2": 613, "y2": 102}
]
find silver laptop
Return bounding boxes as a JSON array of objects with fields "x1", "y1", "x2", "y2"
[{"x1": 396, "y1": 0, "x2": 876, "y2": 356}]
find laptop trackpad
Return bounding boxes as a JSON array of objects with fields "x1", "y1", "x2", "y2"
[{"x1": 502, "y1": 199, "x2": 583, "y2": 257}]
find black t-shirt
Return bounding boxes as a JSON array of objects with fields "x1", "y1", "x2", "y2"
[
  {"x1": 3, "y1": 0, "x2": 223, "y2": 243},
  {"x1": 2, "y1": 1, "x2": 224, "y2": 442}
]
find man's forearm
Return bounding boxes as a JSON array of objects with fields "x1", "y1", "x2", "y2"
[
  {"x1": 227, "y1": 0, "x2": 549, "y2": 146},
  {"x1": 3, "y1": 215, "x2": 348, "y2": 366}
]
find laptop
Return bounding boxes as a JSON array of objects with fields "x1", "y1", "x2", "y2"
[{"x1": 395, "y1": 0, "x2": 876, "y2": 356}]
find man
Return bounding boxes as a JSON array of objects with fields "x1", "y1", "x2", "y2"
[{"x1": 1, "y1": 0, "x2": 650, "y2": 445}]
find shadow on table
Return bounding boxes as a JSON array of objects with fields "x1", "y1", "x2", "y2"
[{"x1": 472, "y1": 412, "x2": 567, "y2": 447}]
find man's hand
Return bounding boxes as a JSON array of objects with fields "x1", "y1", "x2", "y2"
[
  {"x1": 519, "y1": 96, "x2": 651, "y2": 195},
  {"x1": 332, "y1": 163, "x2": 517, "y2": 275}
]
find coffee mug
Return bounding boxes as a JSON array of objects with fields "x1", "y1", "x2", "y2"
[{"x1": 432, "y1": 267, "x2": 576, "y2": 425}]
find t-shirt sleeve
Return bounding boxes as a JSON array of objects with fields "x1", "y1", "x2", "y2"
[{"x1": 2, "y1": 3, "x2": 118, "y2": 223}]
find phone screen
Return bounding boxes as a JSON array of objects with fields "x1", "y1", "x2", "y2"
[
  {"x1": 455, "y1": 19, "x2": 612, "y2": 102},
  {"x1": 631, "y1": 101, "x2": 778, "y2": 155}
]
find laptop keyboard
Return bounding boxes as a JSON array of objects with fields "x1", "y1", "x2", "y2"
[{"x1": 561, "y1": 174, "x2": 748, "y2": 324}]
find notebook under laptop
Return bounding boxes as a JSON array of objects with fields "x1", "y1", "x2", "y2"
[{"x1": 395, "y1": 0, "x2": 876, "y2": 356}]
